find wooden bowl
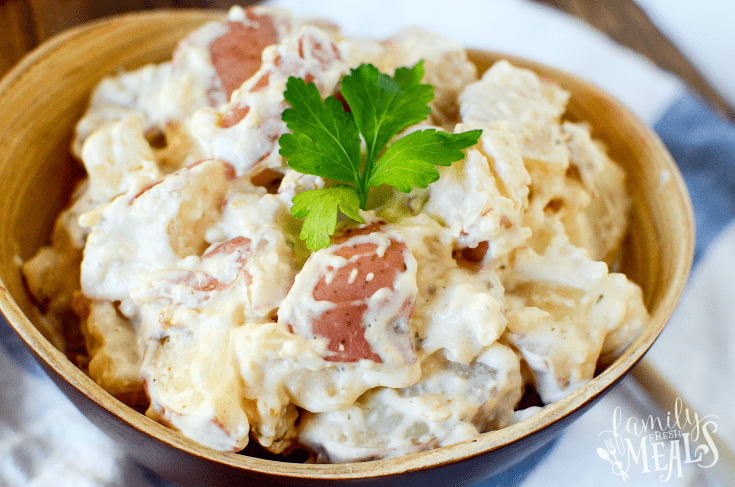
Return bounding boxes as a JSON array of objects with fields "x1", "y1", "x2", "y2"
[{"x1": 0, "y1": 9, "x2": 694, "y2": 486}]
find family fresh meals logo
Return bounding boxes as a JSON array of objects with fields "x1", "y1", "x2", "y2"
[{"x1": 596, "y1": 398, "x2": 719, "y2": 482}]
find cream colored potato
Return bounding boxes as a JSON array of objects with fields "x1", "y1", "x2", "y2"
[
  {"x1": 393, "y1": 215, "x2": 507, "y2": 364},
  {"x1": 423, "y1": 124, "x2": 531, "y2": 259},
  {"x1": 499, "y1": 226, "x2": 647, "y2": 403},
  {"x1": 134, "y1": 228, "x2": 296, "y2": 451},
  {"x1": 460, "y1": 59, "x2": 570, "y2": 169},
  {"x1": 560, "y1": 121, "x2": 630, "y2": 263},
  {"x1": 79, "y1": 159, "x2": 232, "y2": 303},
  {"x1": 75, "y1": 298, "x2": 145, "y2": 406},
  {"x1": 381, "y1": 27, "x2": 478, "y2": 127},
  {"x1": 298, "y1": 343, "x2": 522, "y2": 463}
]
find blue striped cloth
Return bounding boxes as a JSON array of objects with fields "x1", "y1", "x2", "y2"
[{"x1": 654, "y1": 94, "x2": 735, "y2": 264}]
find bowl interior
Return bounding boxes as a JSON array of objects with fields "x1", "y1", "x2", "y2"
[{"x1": 0, "y1": 9, "x2": 694, "y2": 484}]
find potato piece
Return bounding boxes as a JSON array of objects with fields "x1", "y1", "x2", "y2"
[
  {"x1": 297, "y1": 343, "x2": 522, "y2": 463},
  {"x1": 380, "y1": 27, "x2": 477, "y2": 126},
  {"x1": 191, "y1": 25, "x2": 349, "y2": 176},
  {"x1": 80, "y1": 159, "x2": 232, "y2": 303},
  {"x1": 423, "y1": 124, "x2": 531, "y2": 260},
  {"x1": 74, "y1": 297, "x2": 146, "y2": 409},
  {"x1": 135, "y1": 225, "x2": 296, "y2": 452},
  {"x1": 460, "y1": 60, "x2": 570, "y2": 170},
  {"x1": 500, "y1": 227, "x2": 647, "y2": 403}
]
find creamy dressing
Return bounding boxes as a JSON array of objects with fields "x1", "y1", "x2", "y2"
[
  {"x1": 460, "y1": 59, "x2": 570, "y2": 169},
  {"x1": 190, "y1": 24, "x2": 349, "y2": 177},
  {"x1": 80, "y1": 158, "x2": 232, "y2": 303},
  {"x1": 423, "y1": 124, "x2": 531, "y2": 259},
  {"x1": 298, "y1": 343, "x2": 522, "y2": 463},
  {"x1": 21, "y1": 6, "x2": 649, "y2": 462},
  {"x1": 72, "y1": 6, "x2": 295, "y2": 157}
]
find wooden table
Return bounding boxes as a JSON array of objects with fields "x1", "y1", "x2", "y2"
[
  {"x1": 0, "y1": 0, "x2": 249, "y2": 75},
  {"x1": 1, "y1": 0, "x2": 733, "y2": 120}
]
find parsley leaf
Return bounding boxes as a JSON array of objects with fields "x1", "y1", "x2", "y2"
[
  {"x1": 371, "y1": 128, "x2": 484, "y2": 191},
  {"x1": 279, "y1": 61, "x2": 482, "y2": 252},
  {"x1": 290, "y1": 185, "x2": 364, "y2": 252},
  {"x1": 340, "y1": 62, "x2": 433, "y2": 186},
  {"x1": 280, "y1": 77, "x2": 362, "y2": 187}
]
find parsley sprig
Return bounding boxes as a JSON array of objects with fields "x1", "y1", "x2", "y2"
[{"x1": 279, "y1": 61, "x2": 482, "y2": 251}]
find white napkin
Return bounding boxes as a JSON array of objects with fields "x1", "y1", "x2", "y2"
[
  {"x1": 0, "y1": 342, "x2": 156, "y2": 486},
  {"x1": 636, "y1": 0, "x2": 735, "y2": 110}
]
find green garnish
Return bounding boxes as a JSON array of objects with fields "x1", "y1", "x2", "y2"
[{"x1": 278, "y1": 61, "x2": 482, "y2": 251}]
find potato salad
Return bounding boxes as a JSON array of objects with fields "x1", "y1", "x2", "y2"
[{"x1": 22, "y1": 6, "x2": 648, "y2": 462}]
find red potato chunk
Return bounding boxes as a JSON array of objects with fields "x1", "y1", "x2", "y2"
[
  {"x1": 283, "y1": 231, "x2": 417, "y2": 364},
  {"x1": 197, "y1": 25, "x2": 347, "y2": 176},
  {"x1": 312, "y1": 241, "x2": 408, "y2": 362},
  {"x1": 208, "y1": 11, "x2": 280, "y2": 100}
]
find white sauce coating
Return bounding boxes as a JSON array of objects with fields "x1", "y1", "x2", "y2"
[
  {"x1": 21, "y1": 6, "x2": 649, "y2": 461},
  {"x1": 298, "y1": 343, "x2": 522, "y2": 463},
  {"x1": 190, "y1": 24, "x2": 349, "y2": 176}
]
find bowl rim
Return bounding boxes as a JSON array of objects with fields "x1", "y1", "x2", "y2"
[{"x1": 0, "y1": 8, "x2": 695, "y2": 481}]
